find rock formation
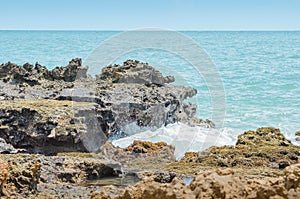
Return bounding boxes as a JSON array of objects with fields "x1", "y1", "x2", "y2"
[
  {"x1": 179, "y1": 127, "x2": 300, "y2": 170},
  {"x1": 91, "y1": 163, "x2": 300, "y2": 199},
  {"x1": 2, "y1": 59, "x2": 300, "y2": 198},
  {"x1": 0, "y1": 59, "x2": 201, "y2": 154}
]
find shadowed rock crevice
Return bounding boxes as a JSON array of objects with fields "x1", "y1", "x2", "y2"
[{"x1": 0, "y1": 59, "x2": 208, "y2": 155}]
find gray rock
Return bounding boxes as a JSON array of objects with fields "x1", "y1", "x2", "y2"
[
  {"x1": 98, "y1": 60, "x2": 174, "y2": 86},
  {"x1": 0, "y1": 58, "x2": 87, "y2": 85},
  {"x1": 0, "y1": 137, "x2": 25, "y2": 154},
  {"x1": 153, "y1": 171, "x2": 177, "y2": 183},
  {"x1": 0, "y1": 58, "x2": 210, "y2": 154}
]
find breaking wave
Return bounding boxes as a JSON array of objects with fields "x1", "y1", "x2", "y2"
[{"x1": 112, "y1": 122, "x2": 242, "y2": 160}]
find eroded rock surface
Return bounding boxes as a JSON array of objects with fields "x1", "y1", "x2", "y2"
[
  {"x1": 91, "y1": 163, "x2": 300, "y2": 199},
  {"x1": 0, "y1": 58, "x2": 87, "y2": 85},
  {"x1": 0, "y1": 59, "x2": 202, "y2": 154},
  {"x1": 0, "y1": 153, "x2": 122, "y2": 198},
  {"x1": 179, "y1": 127, "x2": 300, "y2": 170},
  {"x1": 98, "y1": 141, "x2": 175, "y2": 174},
  {"x1": 0, "y1": 99, "x2": 108, "y2": 154}
]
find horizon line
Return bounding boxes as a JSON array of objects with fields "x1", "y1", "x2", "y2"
[{"x1": 1, "y1": 29, "x2": 300, "y2": 32}]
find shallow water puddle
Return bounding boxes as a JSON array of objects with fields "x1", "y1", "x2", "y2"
[
  {"x1": 181, "y1": 176, "x2": 194, "y2": 186},
  {"x1": 83, "y1": 175, "x2": 140, "y2": 187}
]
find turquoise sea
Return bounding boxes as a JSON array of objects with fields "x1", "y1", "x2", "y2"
[{"x1": 1, "y1": 31, "x2": 300, "y2": 141}]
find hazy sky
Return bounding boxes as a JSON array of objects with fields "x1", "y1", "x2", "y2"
[{"x1": 0, "y1": 0, "x2": 299, "y2": 30}]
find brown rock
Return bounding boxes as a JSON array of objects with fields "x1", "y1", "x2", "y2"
[
  {"x1": 180, "y1": 127, "x2": 300, "y2": 169},
  {"x1": 92, "y1": 163, "x2": 300, "y2": 199},
  {"x1": 236, "y1": 127, "x2": 291, "y2": 147},
  {"x1": 124, "y1": 140, "x2": 169, "y2": 154},
  {"x1": 116, "y1": 177, "x2": 195, "y2": 199},
  {"x1": 0, "y1": 161, "x2": 9, "y2": 196}
]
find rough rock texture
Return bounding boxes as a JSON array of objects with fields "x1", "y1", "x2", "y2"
[
  {"x1": 2, "y1": 128, "x2": 300, "y2": 198},
  {"x1": 92, "y1": 163, "x2": 300, "y2": 199},
  {"x1": 91, "y1": 176, "x2": 195, "y2": 199},
  {"x1": 0, "y1": 153, "x2": 123, "y2": 198},
  {"x1": 0, "y1": 160, "x2": 9, "y2": 196},
  {"x1": 124, "y1": 140, "x2": 171, "y2": 154},
  {"x1": 0, "y1": 58, "x2": 87, "y2": 85},
  {"x1": 178, "y1": 127, "x2": 300, "y2": 170},
  {"x1": 0, "y1": 156, "x2": 41, "y2": 198},
  {"x1": 97, "y1": 60, "x2": 175, "y2": 86},
  {"x1": 3, "y1": 59, "x2": 300, "y2": 198},
  {"x1": 236, "y1": 127, "x2": 292, "y2": 147},
  {"x1": 0, "y1": 59, "x2": 203, "y2": 154},
  {"x1": 0, "y1": 99, "x2": 108, "y2": 154},
  {"x1": 0, "y1": 138, "x2": 23, "y2": 154},
  {"x1": 98, "y1": 141, "x2": 175, "y2": 174}
]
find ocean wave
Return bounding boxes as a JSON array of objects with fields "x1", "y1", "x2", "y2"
[{"x1": 112, "y1": 122, "x2": 241, "y2": 160}]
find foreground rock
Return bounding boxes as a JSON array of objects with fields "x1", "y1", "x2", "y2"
[
  {"x1": 0, "y1": 153, "x2": 123, "y2": 198},
  {"x1": 175, "y1": 127, "x2": 300, "y2": 171},
  {"x1": 0, "y1": 59, "x2": 202, "y2": 154},
  {"x1": 91, "y1": 163, "x2": 300, "y2": 199},
  {"x1": 97, "y1": 140, "x2": 175, "y2": 174},
  {"x1": 0, "y1": 140, "x2": 174, "y2": 198},
  {"x1": 1, "y1": 127, "x2": 300, "y2": 198},
  {"x1": 88, "y1": 127, "x2": 300, "y2": 198}
]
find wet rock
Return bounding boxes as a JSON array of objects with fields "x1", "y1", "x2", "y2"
[
  {"x1": 236, "y1": 127, "x2": 291, "y2": 147},
  {"x1": 92, "y1": 163, "x2": 300, "y2": 199},
  {"x1": 184, "y1": 116, "x2": 215, "y2": 128},
  {"x1": 180, "y1": 127, "x2": 300, "y2": 169},
  {"x1": 153, "y1": 171, "x2": 176, "y2": 183},
  {"x1": 124, "y1": 140, "x2": 170, "y2": 154},
  {"x1": 0, "y1": 59, "x2": 200, "y2": 152},
  {"x1": 97, "y1": 141, "x2": 175, "y2": 177},
  {"x1": 279, "y1": 161, "x2": 290, "y2": 170}
]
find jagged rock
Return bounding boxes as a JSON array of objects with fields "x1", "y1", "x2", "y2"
[
  {"x1": 0, "y1": 153, "x2": 122, "y2": 198},
  {"x1": 91, "y1": 177, "x2": 194, "y2": 199},
  {"x1": 179, "y1": 127, "x2": 300, "y2": 169},
  {"x1": 0, "y1": 59, "x2": 199, "y2": 152},
  {"x1": 97, "y1": 60, "x2": 175, "y2": 86},
  {"x1": 97, "y1": 141, "x2": 175, "y2": 174},
  {"x1": 124, "y1": 140, "x2": 171, "y2": 154},
  {"x1": 153, "y1": 171, "x2": 176, "y2": 183},
  {"x1": 57, "y1": 60, "x2": 198, "y2": 137},
  {"x1": 0, "y1": 58, "x2": 87, "y2": 85},
  {"x1": 92, "y1": 163, "x2": 300, "y2": 199},
  {"x1": 183, "y1": 116, "x2": 215, "y2": 128},
  {"x1": 0, "y1": 156, "x2": 41, "y2": 197},
  {"x1": 0, "y1": 160, "x2": 9, "y2": 196},
  {"x1": 236, "y1": 127, "x2": 291, "y2": 147},
  {"x1": 0, "y1": 99, "x2": 108, "y2": 154}
]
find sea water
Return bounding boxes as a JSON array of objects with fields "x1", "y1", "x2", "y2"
[{"x1": 1, "y1": 31, "x2": 299, "y2": 155}]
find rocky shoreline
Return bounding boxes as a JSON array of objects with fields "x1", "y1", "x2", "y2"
[{"x1": 1, "y1": 59, "x2": 300, "y2": 198}]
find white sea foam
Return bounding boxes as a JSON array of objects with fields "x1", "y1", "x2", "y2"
[{"x1": 112, "y1": 122, "x2": 241, "y2": 160}]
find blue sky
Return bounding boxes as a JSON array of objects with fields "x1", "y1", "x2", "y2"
[{"x1": 0, "y1": 0, "x2": 299, "y2": 30}]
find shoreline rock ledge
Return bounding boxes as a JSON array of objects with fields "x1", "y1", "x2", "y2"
[{"x1": 0, "y1": 58, "x2": 209, "y2": 154}]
